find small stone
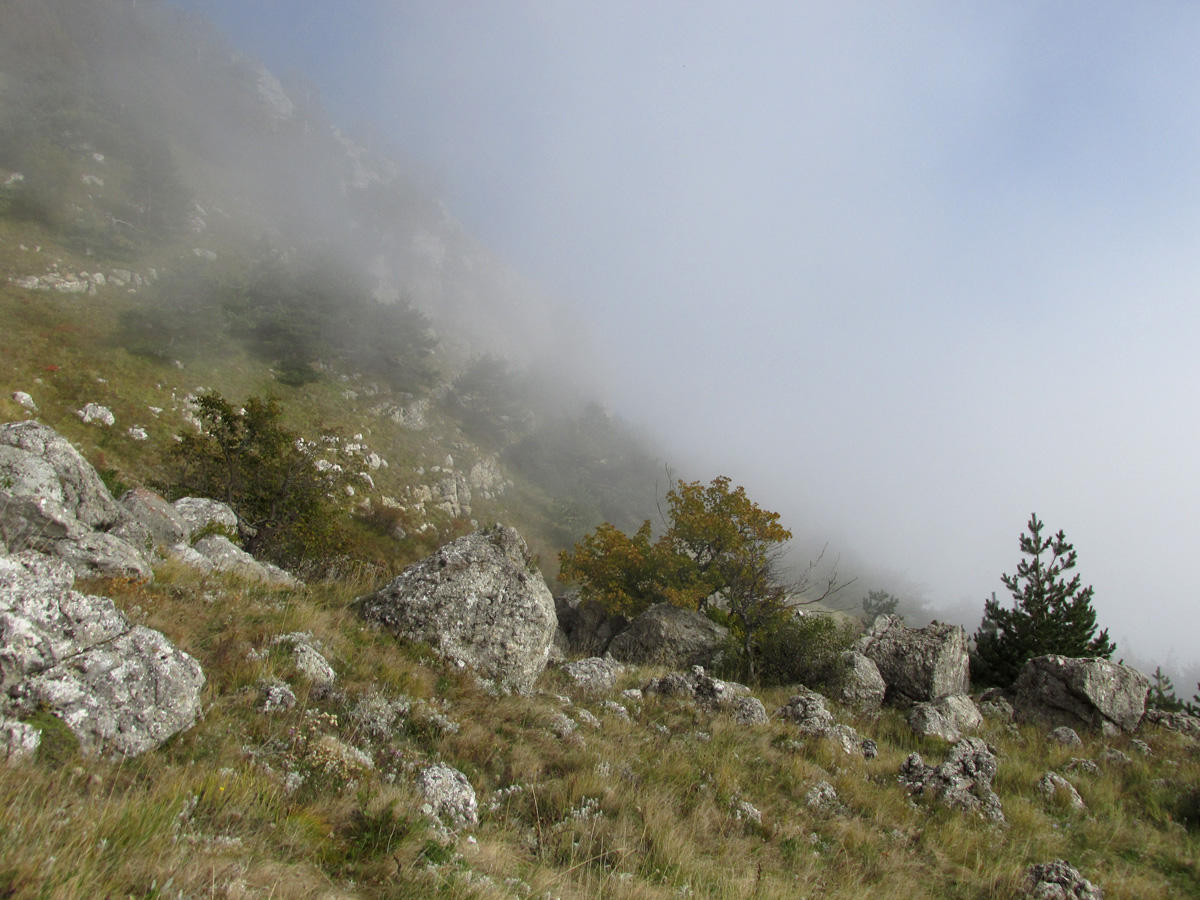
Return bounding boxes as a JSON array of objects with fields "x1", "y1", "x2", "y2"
[{"x1": 1047, "y1": 726, "x2": 1083, "y2": 747}]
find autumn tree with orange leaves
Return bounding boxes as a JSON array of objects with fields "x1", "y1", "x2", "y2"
[{"x1": 559, "y1": 476, "x2": 844, "y2": 682}]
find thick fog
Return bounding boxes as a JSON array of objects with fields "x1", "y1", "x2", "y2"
[{"x1": 172, "y1": 2, "x2": 1200, "y2": 674}]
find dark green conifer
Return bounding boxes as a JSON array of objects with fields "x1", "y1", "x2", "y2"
[{"x1": 973, "y1": 513, "x2": 1115, "y2": 687}]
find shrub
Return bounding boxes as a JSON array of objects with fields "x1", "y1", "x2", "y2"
[
  {"x1": 164, "y1": 392, "x2": 363, "y2": 568},
  {"x1": 715, "y1": 612, "x2": 855, "y2": 689}
]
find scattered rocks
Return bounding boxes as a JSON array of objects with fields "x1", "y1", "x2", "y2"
[
  {"x1": 607, "y1": 603, "x2": 728, "y2": 669},
  {"x1": 1097, "y1": 748, "x2": 1130, "y2": 766},
  {"x1": 804, "y1": 781, "x2": 844, "y2": 814},
  {"x1": 172, "y1": 497, "x2": 239, "y2": 536},
  {"x1": 191, "y1": 535, "x2": 298, "y2": 586},
  {"x1": 416, "y1": 763, "x2": 478, "y2": 830},
  {"x1": 977, "y1": 687, "x2": 1015, "y2": 722},
  {"x1": 1013, "y1": 655, "x2": 1149, "y2": 735},
  {"x1": 356, "y1": 525, "x2": 557, "y2": 693},
  {"x1": 857, "y1": 615, "x2": 969, "y2": 705},
  {"x1": 898, "y1": 737, "x2": 1005, "y2": 824},
  {"x1": 0, "y1": 422, "x2": 151, "y2": 579},
  {"x1": 120, "y1": 487, "x2": 189, "y2": 549},
  {"x1": 644, "y1": 666, "x2": 767, "y2": 724},
  {"x1": 1022, "y1": 860, "x2": 1104, "y2": 899},
  {"x1": 909, "y1": 694, "x2": 982, "y2": 742},
  {"x1": 272, "y1": 633, "x2": 336, "y2": 688},
  {"x1": 777, "y1": 688, "x2": 876, "y2": 758},
  {"x1": 1061, "y1": 758, "x2": 1101, "y2": 776}
]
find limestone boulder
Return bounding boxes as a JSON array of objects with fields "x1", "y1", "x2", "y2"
[
  {"x1": 172, "y1": 497, "x2": 239, "y2": 536},
  {"x1": 857, "y1": 615, "x2": 969, "y2": 705},
  {"x1": 0, "y1": 552, "x2": 204, "y2": 756},
  {"x1": 909, "y1": 694, "x2": 983, "y2": 742},
  {"x1": 121, "y1": 487, "x2": 190, "y2": 548},
  {"x1": 607, "y1": 603, "x2": 728, "y2": 669},
  {"x1": 828, "y1": 650, "x2": 886, "y2": 710},
  {"x1": 0, "y1": 423, "x2": 151, "y2": 579},
  {"x1": 1013, "y1": 655, "x2": 1149, "y2": 735},
  {"x1": 192, "y1": 535, "x2": 297, "y2": 586},
  {"x1": 645, "y1": 665, "x2": 767, "y2": 724},
  {"x1": 0, "y1": 421, "x2": 125, "y2": 529},
  {"x1": 356, "y1": 525, "x2": 557, "y2": 692},
  {"x1": 561, "y1": 656, "x2": 624, "y2": 694}
]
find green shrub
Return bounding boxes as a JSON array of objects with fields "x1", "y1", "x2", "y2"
[{"x1": 716, "y1": 612, "x2": 854, "y2": 688}]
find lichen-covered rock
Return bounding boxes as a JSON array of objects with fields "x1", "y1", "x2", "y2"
[
  {"x1": 1013, "y1": 656, "x2": 1149, "y2": 735},
  {"x1": 1047, "y1": 726, "x2": 1083, "y2": 747},
  {"x1": 120, "y1": 487, "x2": 190, "y2": 548},
  {"x1": 1141, "y1": 708, "x2": 1200, "y2": 742},
  {"x1": 0, "y1": 715, "x2": 40, "y2": 764},
  {"x1": 356, "y1": 525, "x2": 556, "y2": 693},
  {"x1": 642, "y1": 665, "x2": 768, "y2": 724},
  {"x1": 1022, "y1": 860, "x2": 1104, "y2": 899},
  {"x1": 1037, "y1": 772, "x2": 1086, "y2": 811},
  {"x1": 416, "y1": 763, "x2": 478, "y2": 830},
  {"x1": 0, "y1": 421, "x2": 126, "y2": 529},
  {"x1": 857, "y1": 615, "x2": 969, "y2": 705},
  {"x1": 778, "y1": 687, "x2": 875, "y2": 758},
  {"x1": 977, "y1": 687, "x2": 1015, "y2": 722},
  {"x1": 0, "y1": 552, "x2": 204, "y2": 756},
  {"x1": 777, "y1": 688, "x2": 836, "y2": 735},
  {"x1": 561, "y1": 656, "x2": 624, "y2": 693},
  {"x1": 0, "y1": 424, "x2": 151, "y2": 578},
  {"x1": 828, "y1": 650, "x2": 886, "y2": 710},
  {"x1": 909, "y1": 694, "x2": 982, "y2": 742},
  {"x1": 899, "y1": 737, "x2": 1004, "y2": 824},
  {"x1": 172, "y1": 497, "x2": 239, "y2": 536},
  {"x1": 607, "y1": 603, "x2": 727, "y2": 669},
  {"x1": 192, "y1": 535, "x2": 297, "y2": 586}
]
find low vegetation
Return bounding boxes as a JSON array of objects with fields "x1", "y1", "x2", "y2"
[{"x1": 0, "y1": 566, "x2": 1196, "y2": 900}]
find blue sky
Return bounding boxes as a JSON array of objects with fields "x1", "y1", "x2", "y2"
[{"x1": 172, "y1": 1, "x2": 1200, "y2": 670}]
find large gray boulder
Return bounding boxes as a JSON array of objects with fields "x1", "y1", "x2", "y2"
[
  {"x1": 555, "y1": 591, "x2": 628, "y2": 657},
  {"x1": 356, "y1": 525, "x2": 556, "y2": 692},
  {"x1": 172, "y1": 497, "x2": 238, "y2": 536},
  {"x1": 0, "y1": 421, "x2": 125, "y2": 529},
  {"x1": 828, "y1": 650, "x2": 886, "y2": 711},
  {"x1": 121, "y1": 487, "x2": 190, "y2": 548},
  {"x1": 0, "y1": 552, "x2": 204, "y2": 756},
  {"x1": 857, "y1": 615, "x2": 969, "y2": 705},
  {"x1": 191, "y1": 535, "x2": 297, "y2": 586},
  {"x1": 0, "y1": 422, "x2": 151, "y2": 579},
  {"x1": 1013, "y1": 655, "x2": 1149, "y2": 735},
  {"x1": 607, "y1": 602, "x2": 728, "y2": 669},
  {"x1": 909, "y1": 694, "x2": 983, "y2": 742}
]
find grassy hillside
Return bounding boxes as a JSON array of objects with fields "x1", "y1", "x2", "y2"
[{"x1": 0, "y1": 565, "x2": 1196, "y2": 900}]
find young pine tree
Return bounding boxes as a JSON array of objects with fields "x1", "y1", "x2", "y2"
[{"x1": 973, "y1": 513, "x2": 1115, "y2": 687}]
